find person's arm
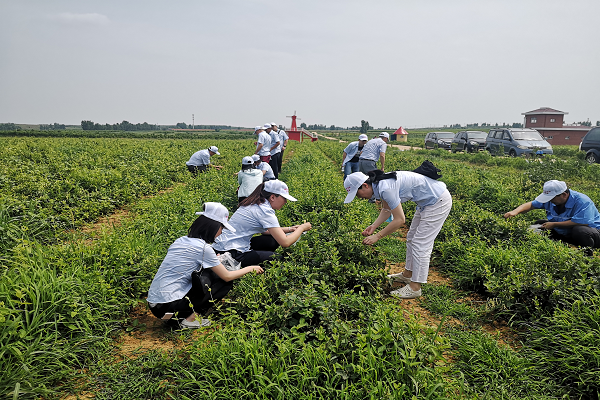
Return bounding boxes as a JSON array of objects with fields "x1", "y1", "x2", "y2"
[
  {"x1": 267, "y1": 222, "x2": 312, "y2": 247},
  {"x1": 542, "y1": 220, "x2": 586, "y2": 230},
  {"x1": 211, "y1": 263, "x2": 263, "y2": 282},
  {"x1": 255, "y1": 143, "x2": 263, "y2": 154},
  {"x1": 270, "y1": 140, "x2": 281, "y2": 152},
  {"x1": 362, "y1": 201, "x2": 405, "y2": 245},
  {"x1": 261, "y1": 170, "x2": 266, "y2": 175},
  {"x1": 379, "y1": 152, "x2": 386, "y2": 172},
  {"x1": 504, "y1": 202, "x2": 534, "y2": 219},
  {"x1": 341, "y1": 151, "x2": 347, "y2": 165}
]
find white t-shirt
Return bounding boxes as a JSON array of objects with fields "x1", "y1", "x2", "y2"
[
  {"x1": 186, "y1": 149, "x2": 211, "y2": 166},
  {"x1": 359, "y1": 138, "x2": 387, "y2": 162},
  {"x1": 256, "y1": 132, "x2": 272, "y2": 156},
  {"x1": 213, "y1": 201, "x2": 280, "y2": 253},
  {"x1": 278, "y1": 130, "x2": 289, "y2": 147},
  {"x1": 237, "y1": 169, "x2": 263, "y2": 198},
  {"x1": 147, "y1": 236, "x2": 220, "y2": 304},
  {"x1": 373, "y1": 171, "x2": 448, "y2": 211},
  {"x1": 257, "y1": 162, "x2": 275, "y2": 180},
  {"x1": 269, "y1": 130, "x2": 282, "y2": 155}
]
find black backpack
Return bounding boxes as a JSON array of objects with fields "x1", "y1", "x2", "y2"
[{"x1": 412, "y1": 160, "x2": 442, "y2": 180}]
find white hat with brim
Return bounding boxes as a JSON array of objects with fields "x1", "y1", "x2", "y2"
[
  {"x1": 535, "y1": 180, "x2": 567, "y2": 203},
  {"x1": 251, "y1": 154, "x2": 260, "y2": 162},
  {"x1": 264, "y1": 180, "x2": 297, "y2": 201},
  {"x1": 379, "y1": 132, "x2": 390, "y2": 139},
  {"x1": 195, "y1": 202, "x2": 235, "y2": 231},
  {"x1": 358, "y1": 134, "x2": 368, "y2": 141},
  {"x1": 208, "y1": 145, "x2": 220, "y2": 155},
  {"x1": 242, "y1": 156, "x2": 254, "y2": 165},
  {"x1": 344, "y1": 172, "x2": 369, "y2": 203},
  {"x1": 263, "y1": 123, "x2": 272, "y2": 130},
  {"x1": 254, "y1": 126, "x2": 263, "y2": 132}
]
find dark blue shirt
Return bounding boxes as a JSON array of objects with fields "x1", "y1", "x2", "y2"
[{"x1": 532, "y1": 190, "x2": 600, "y2": 235}]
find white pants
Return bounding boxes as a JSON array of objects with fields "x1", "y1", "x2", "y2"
[{"x1": 404, "y1": 190, "x2": 452, "y2": 284}]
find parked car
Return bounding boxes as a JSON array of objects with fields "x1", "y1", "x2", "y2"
[
  {"x1": 485, "y1": 128, "x2": 553, "y2": 157},
  {"x1": 424, "y1": 131, "x2": 455, "y2": 150},
  {"x1": 451, "y1": 130, "x2": 488, "y2": 153},
  {"x1": 579, "y1": 126, "x2": 600, "y2": 164}
]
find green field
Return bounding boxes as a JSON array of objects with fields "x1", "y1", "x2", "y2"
[{"x1": 1, "y1": 134, "x2": 599, "y2": 399}]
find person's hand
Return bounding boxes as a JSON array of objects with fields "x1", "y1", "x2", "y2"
[
  {"x1": 250, "y1": 265, "x2": 264, "y2": 274},
  {"x1": 541, "y1": 222, "x2": 555, "y2": 230},
  {"x1": 362, "y1": 225, "x2": 376, "y2": 236},
  {"x1": 503, "y1": 211, "x2": 517, "y2": 219},
  {"x1": 301, "y1": 221, "x2": 312, "y2": 231},
  {"x1": 362, "y1": 234, "x2": 379, "y2": 246}
]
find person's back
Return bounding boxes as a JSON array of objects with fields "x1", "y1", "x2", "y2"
[
  {"x1": 360, "y1": 138, "x2": 386, "y2": 162},
  {"x1": 238, "y1": 169, "x2": 263, "y2": 198}
]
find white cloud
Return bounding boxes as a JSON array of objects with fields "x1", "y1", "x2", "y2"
[{"x1": 48, "y1": 12, "x2": 110, "y2": 26}]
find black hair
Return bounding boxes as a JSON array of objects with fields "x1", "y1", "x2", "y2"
[
  {"x1": 238, "y1": 183, "x2": 276, "y2": 207},
  {"x1": 188, "y1": 215, "x2": 223, "y2": 243},
  {"x1": 241, "y1": 163, "x2": 254, "y2": 171},
  {"x1": 366, "y1": 169, "x2": 397, "y2": 185}
]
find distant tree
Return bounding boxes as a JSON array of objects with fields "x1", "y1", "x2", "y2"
[
  {"x1": 176, "y1": 122, "x2": 188, "y2": 129},
  {"x1": 360, "y1": 120, "x2": 371, "y2": 134},
  {"x1": 329, "y1": 125, "x2": 336, "y2": 130},
  {"x1": 577, "y1": 121, "x2": 592, "y2": 127},
  {"x1": 0, "y1": 122, "x2": 20, "y2": 131},
  {"x1": 300, "y1": 122, "x2": 307, "y2": 129},
  {"x1": 511, "y1": 122, "x2": 523, "y2": 128}
]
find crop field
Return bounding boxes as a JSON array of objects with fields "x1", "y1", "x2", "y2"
[{"x1": 1, "y1": 134, "x2": 600, "y2": 399}]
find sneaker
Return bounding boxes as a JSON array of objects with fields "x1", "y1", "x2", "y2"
[
  {"x1": 180, "y1": 318, "x2": 211, "y2": 329},
  {"x1": 390, "y1": 284, "x2": 422, "y2": 299},
  {"x1": 387, "y1": 273, "x2": 412, "y2": 284}
]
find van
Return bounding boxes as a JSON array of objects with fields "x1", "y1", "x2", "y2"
[
  {"x1": 579, "y1": 126, "x2": 600, "y2": 164},
  {"x1": 485, "y1": 128, "x2": 553, "y2": 157}
]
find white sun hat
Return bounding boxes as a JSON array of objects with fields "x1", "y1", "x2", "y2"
[
  {"x1": 358, "y1": 134, "x2": 368, "y2": 141},
  {"x1": 263, "y1": 123, "x2": 272, "y2": 129},
  {"x1": 208, "y1": 145, "x2": 220, "y2": 155},
  {"x1": 344, "y1": 172, "x2": 369, "y2": 203},
  {"x1": 264, "y1": 180, "x2": 297, "y2": 201},
  {"x1": 195, "y1": 202, "x2": 235, "y2": 231},
  {"x1": 242, "y1": 156, "x2": 254, "y2": 165},
  {"x1": 535, "y1": 180, "x2": 568, "y2": 203}
]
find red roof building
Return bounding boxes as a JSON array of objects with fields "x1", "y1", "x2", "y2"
[{"x1": 522, "y1": 107, "x2": 589, "y2": 145}]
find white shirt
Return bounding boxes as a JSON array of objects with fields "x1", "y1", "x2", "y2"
[
  {"x1": 278, "y1": 130, "x2": 289, "y2": 147},
  {"x1": 342, "y1": 141, "x2": 361, "y2": 166},
  {"x1": 269, "y1": 130, "x2": 282, "y2": 155},
  {"x1": 186, "y1": 149, "x2": 211, "y2": 166},
  {"x1": 256, "y1": 132, "x2": 272, "y2": 156},
  {"x1": 257, "y1": 161, "x2": 275, "y2": 180},
  {"x1": 147, "y1": 236, "x2": 220, "y2": 304},
  {"x1": 373, "y1": 171, "x2": 448, "y2": 211},
  {"x1": 213, "y1": 202, "x2": 280, "y2": 253},
  {"x1": 359, "y1": 138, "x2": 387, "y2": 162},
  {"x1": 237, "y1": 169, "x2": 263, "y2": 197}
]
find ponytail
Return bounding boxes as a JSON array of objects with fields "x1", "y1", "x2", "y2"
[
  {"x1": 238, "y1": 183, "x2": 276, "y2": 207},
  {"x1": 366, "y1": 169, "x2": 396, "y2": 185}
]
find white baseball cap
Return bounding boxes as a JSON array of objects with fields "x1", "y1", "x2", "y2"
[
  {"x1": 195, "y1": 202, "x2": 235, "y2": 231},
  {"x1": 344, "y1": 172, "x2": 369, "y2": 203},
  {"x1": 242, "y1": 156, "x2": 254, "y2": 165},
  {"x1": 208, "y1": 146, "x2": 220, "y2": 155},
  {"x1": 264, "y1": 180, "x2": 297, "y2": 201},
  {"x1": 271, "y1": 122, "x2": 278, "y2": 126},
  {"x1": 535, "y1": 180, "x2": 567, "y2": 203},
  {"x1": 251, "y1": 154, "x2": 260, "y2": 162},
  {"x1": 254, "y1": 126, "x2": 263, "y2": 132},
  {"x1": 358, "y1": 134, "x2": 368, "y2": 141},
  {"x1": 379, "y1": 132, "x2": 390, "y2": 139},
  {"x1": 263, "y1": 123, "x2": 272, "y2": 130}
]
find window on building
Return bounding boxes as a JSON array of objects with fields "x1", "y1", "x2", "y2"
[
  {"x1": 565, "y1": 136, "x2": 570, "y2": 140},
  {"x1": 531, "y1": 117, "x2": 537, "y2": 123},
  {"x1": 546, "y1": 136, "x2": 553, "y2": 139},
  {"x1": 550, "y1": 118, "x2": 555, "y2": 123}
]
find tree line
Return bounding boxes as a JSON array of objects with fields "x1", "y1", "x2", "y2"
[{"x1": 81, "y1": 120, "x2": 160, "y2": 131}]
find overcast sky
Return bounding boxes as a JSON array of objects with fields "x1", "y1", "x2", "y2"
[{"x1": 1, "y1": 0, "x2": 598, "y2": 129}]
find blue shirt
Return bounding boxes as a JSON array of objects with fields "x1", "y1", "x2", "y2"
[
  {"x1": 532, "y1": 190, "x2": 600, "y2": 236},
  {"x1": 186, "y1": 149, "x2": 211, "y2": 166},
  {"x1": 359, "y1": 138, "x2": 387, "y2": 161},
  {"x1": 147, "y1": 236, "x2": 221, "y2": 304},
  {"x1": 372, "y1": 171, "x2": 448, "y2": 211},
  {"x1": 213, "y1": 201, "x2": 280, "y2": 253},
  {"x1": 342, "y1": 141, "x2": 362, "y2": 166}
]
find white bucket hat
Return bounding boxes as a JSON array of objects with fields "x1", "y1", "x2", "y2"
[
  {"x1": 242, "y1": 156, "x2": 254, "y2": 165},
  {"x1": 264, "y1": 180, "x2": 297, "y2": 201},
  {"x1": 195, "y1": 202, "x2": 235, "y2": 231},
  {"x1": 251, "y1": 154, "x2": 260, "y2": 162},
  {"x1": 535, "y1": 180, "x2": 567, "y2": 203},
  {"x1": 208, "y1": 145, "x2": 220, "y2": 155},
  {"x1": 358, "y1": 134, "x2": 368, "y2": 141},
  {"x1": 344, "y1": 172, "x2": 369, "y2": 203}
]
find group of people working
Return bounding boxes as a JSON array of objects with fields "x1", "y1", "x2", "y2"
[{"x1": 149, "y1": 132, "x2": 600, "y2": 329}]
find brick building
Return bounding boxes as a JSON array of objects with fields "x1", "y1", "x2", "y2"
[{"x1": 522, "y1": 107, "x2": 590, "y2": 145}]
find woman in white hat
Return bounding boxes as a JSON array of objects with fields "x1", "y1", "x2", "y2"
[
  {"x1": 343, "y1": 169, "x2": 452, "y2": 299},
  {"x1": 213, "y1": 180, "x2": 312, "y2": 267},
  {"x1": 147, "y1": 202, "x2": 264, "y2": 329},
  {"x1": 237, "y1": 156, "x2": 264, "y2": 204}
]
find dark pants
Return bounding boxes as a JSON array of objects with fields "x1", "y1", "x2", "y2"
[
  {"x1": 269, "y1": 153, "x2": 281, "y2": 178},
  {"x1": 535, "y1": 219, "x2": 600, "y2": 250},
  {"x1": 187, "y1": 164, "x2": 208, "y2": 176},
  {"x1": 227, "y1": 235, "x2": 280, "y2": 267},
  {"x1": 278, "y1": 149, "x2": 284, "y2": 171},
  {"x1": 149, "y1": 269, "x2": 233, "y2": 325}
]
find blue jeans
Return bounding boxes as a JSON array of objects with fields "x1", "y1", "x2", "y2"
[{"x1": 343, "y1": 161, "x2": 359, "y2": 180}]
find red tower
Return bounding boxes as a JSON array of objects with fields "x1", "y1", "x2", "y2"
[{"x1": 286, "y1": 111, "x2": 317, "y2": 142}]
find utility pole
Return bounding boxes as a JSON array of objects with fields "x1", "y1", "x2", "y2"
[{"x1": 192, "y1": 114, "x2": 195, "y2": 130}]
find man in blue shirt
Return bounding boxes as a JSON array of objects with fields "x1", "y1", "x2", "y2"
[
  {"x1": 504, "y1": 180, "x2": 600, "y2": 255},
  {"x1": 342, "y1": 134, "x2": 368, "y2": 180}
]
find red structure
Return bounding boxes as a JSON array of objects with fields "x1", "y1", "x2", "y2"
[
  {"x1": 522, "y1": 107, "x2": 590, "y2": 145},
  {"x1": 286, "y1": 111, "x2": 318, "y2": 143}
]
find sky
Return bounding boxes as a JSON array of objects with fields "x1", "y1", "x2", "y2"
[{"x1": 1, "y1": 0, "x2": 599, "y2": 129}]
